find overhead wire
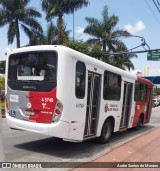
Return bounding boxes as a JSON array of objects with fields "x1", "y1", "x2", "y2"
[
  {"x1": 152, "y1": 0, "x2": 160, "y2": 13},
  {"x1": 157, "y1": 0, "x2": 160, "y2": 6},
  {"x1": 145, "y1": 0, "x2": 160, "y2": 25}
]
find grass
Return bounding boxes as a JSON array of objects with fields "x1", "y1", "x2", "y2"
[{"x1": 0, "y1": 101, "x2": 5, "y2": 110}]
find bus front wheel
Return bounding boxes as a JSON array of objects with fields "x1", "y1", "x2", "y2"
[{"x1": 97, "y1": 119, "x2": 113, "y2": 144}]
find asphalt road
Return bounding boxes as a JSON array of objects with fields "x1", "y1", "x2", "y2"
[{"x1": 1, "y1": 107, "x2": 160, "y2": 170}]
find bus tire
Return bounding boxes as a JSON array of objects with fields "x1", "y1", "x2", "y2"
[
  {"x1": 134, "y1": 116, "x2": 143, "y2": 130},
  {"x1": 97, "y1": 119, "x2": 113, "y2": 144}
]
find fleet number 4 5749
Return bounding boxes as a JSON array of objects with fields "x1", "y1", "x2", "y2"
[{"x1": 41, "y1": 98, "x2": 54, "y2": 103}]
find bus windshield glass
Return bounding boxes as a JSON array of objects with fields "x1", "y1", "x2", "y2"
[{"x1": 8, "y1": 51, "x2": 57, "y2": 83}]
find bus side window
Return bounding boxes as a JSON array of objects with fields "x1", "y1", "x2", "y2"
[
  {"x1": 134, "y1": 81, "x2": 141, "y2": 101},
  {"x1": 134, "y1": 81, "x2": 147, "y2": 101},
  {"x1": 141, "y1": 84, "x2": 147, "y2": 101},
  {"x1": 75, "y1": 61, "x2": 86, "y2": 99},
  {"x1": 103, "y1": 71, "x2": 121, "y2": 100}
]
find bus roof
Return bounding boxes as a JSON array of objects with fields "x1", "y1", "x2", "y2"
[{"x1": 7, "y1": 45, "x2": 151, "y2": 85}]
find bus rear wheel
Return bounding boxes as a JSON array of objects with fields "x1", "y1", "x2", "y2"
[
  {"x1": 134, "y1": 116, "x2": 143, "y2": 130},
  {"x1": 97, "y1": 120, "x2": 113, "y2": 144}
]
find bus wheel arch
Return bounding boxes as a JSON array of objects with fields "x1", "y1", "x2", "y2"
[{"x1": 97, "y1": 116, "x2": 115, "y2": 144}]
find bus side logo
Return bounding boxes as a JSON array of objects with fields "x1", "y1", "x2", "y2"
[
  {"x1": 27, "y1": 102, "x2": 32, "y2": 109},
  {"x1": 104, "y1": 104, "x2": 108, "y2": 113},
  {"x1": 11, "y1": 110, "x2": 16, "y2": 117}
]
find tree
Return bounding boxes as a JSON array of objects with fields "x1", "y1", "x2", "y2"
[
  {"x1": 27, "y1": 22, "x2": 70, "y2": 46},
  {"x1": 44, "y1": 22, "x2": 70, "y2": 45},
  {"x1": 42, "y1": 0, "x2": 89, "y2": 44},
  {"x1": 0, "y1": 0, "x2": 43, "y2": 48},
  {"x1": 155, "y1": 88, "x2": 160, "y2": 95},
  {"x1": 25, "y1": 29, "x2": 44, "y2": 46},
  {"x1": 108, "y1": 43, "x2": 137, "y2": 71},
  {"x1": 84, "y1": 5, "x2": 131, "y2": 62},
  {"x1": 90, "y1": 45, "x2": 105, "y2": 60},
  {"x1": 0, "y1": 76, "x2": 5, "y2": 90},
  {"x1": 65, "y1": 40, "x2": 90, "y2": 55},
  {"x1": 0, "y1": 60, "x2": 5, "y2": 74},
  {"x1": 65, "y1": 40, "x2": 107, "y2": 61},
  {"x1": 45, "y1": 22, "x2": 58, "y2": 45}
]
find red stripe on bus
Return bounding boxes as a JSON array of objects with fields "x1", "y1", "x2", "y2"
[{"x1": 29, "y1": 88, "x2": 57, "y2": 123}]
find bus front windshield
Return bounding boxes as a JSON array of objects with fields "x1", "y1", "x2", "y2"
[{"x1": 8, "y1": 51, "x2": 57, "y2": 83}]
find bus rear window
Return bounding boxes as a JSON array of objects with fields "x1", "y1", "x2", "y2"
[
  {"x1": 8, "y1": 51, "x2": 57, "y2": 92},
  {"x1": 8, "y1": 51, "x2": 57, "y2": 83}
]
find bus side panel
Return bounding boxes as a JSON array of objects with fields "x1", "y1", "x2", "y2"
[
  {"x1": 146, "y1": 93, "x2": 153, "y2": 123},
  {"x1": 56, "y1": 52, "x2": 86, "y2": 141},
  {"x1": 67, "y1": 58, "x2": 87, "y2": 141},
  {"x1": 96, "y1": 76, "x2": 123, "y2": 137},
  {"x1": 56, "y1": 51, "x2": 74, "y2": 122},
  {"x1": 132, "y1": 78, "x2": 153, "y2": 127},
  {"x1": 132, "y1": 101, "x2": 146, "y2": 127}
]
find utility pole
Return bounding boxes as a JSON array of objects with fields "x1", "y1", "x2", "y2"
[
  {"x1": 0, "y1": 87, "x2": 5, "y2": 162},
  {"x1": 73, "y1": 8, "x2": 75, "y2": 41}
]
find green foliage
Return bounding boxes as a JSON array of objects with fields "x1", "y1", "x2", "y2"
[
  {"x1": 0, "y1": 0, "x2": 43, "y2": 48},
  {"x1": 155, "y1": 88, "x2": 160, "y2": 95},
  {"x1": 84, "y1": 5, "x2": 131, "y2": 61},
  {"x1": 42, "y1": 0, "x2": 89, "y2": 45},
  {"x1": 42, "y1": 0, "x2": 89, "y2": 20},
  {"x1": 0, "y1": 1, "x2": 137, "y2": 71},
  {"x1": 0, "y1": 76, "x2": 5, "y2": 90},
  {"x1": 28, "y1": 22, "x2": 71, "y2": 46},
  {"x1": 84, "y1": 5, "x2": 136, "y2": 70},
  {"x1": 0, "y1": 101, "x2": 5, "y2": 110},
  {"x1": 0, "y1": 60, "x2": 6, "y2": 74},
  {"x1": 65, "y1": 40, "x2": 90, "y2": 55},
  {"x1": 108, "y1": 44, "x2": 137, "y2": 70},
  {"x1": 90, "y1": 45, "x2": 105, "y2": 60},
  {"x1": 66, "y1": 40, "x2": 106, "y2": 60},
  {"x1": 84, "y1": 5, "x2": 131, "y2": 53},
  {"x1": 45, "y1": 22, "x2": 58, "y2": 45}
]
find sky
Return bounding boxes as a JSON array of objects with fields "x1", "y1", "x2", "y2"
[{"x1": 0, "y1": 0, "x2": 160, "y2": 76}]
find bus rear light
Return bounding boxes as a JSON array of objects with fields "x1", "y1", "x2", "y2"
[
  {"x1": 57, "y1": 103, "x2": 62, "y2": 108},
  {"x1": 55, "y1": 109, "x2": 61, "y2": 115},
  {"x1": 52, "y1": 100, "x2": 63, "y2": 123},
  {"x1": 6, "y1": 99, "x2": 8, "y2": 108}
]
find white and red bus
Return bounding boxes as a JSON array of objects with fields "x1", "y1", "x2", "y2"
[{"x1": 5, "y1": 45, "x2": 153, "y2": 143}]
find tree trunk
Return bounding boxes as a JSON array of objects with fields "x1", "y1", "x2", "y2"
[
  {"x1": 57, "y1": 15, "x2": 65, "y2": 45},
  {"x1": 102, "y1": 40, "x2": 107, "y2": 62},
  {"x1": 16, "y1": 19, "x2": 20, "y2": 48}
]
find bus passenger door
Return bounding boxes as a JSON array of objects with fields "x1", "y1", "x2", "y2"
[
  {"x1": 84, "y1": 72, "x2": 101, "y2": 138},
  {"x1": 120, "y1": 82, "x2": 132, "y2": 129}
]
